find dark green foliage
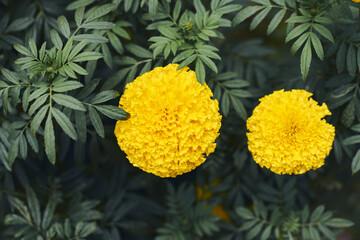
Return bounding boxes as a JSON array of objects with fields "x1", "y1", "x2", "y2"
[{"x1": 0, "y1": 0, "x2": 358, "y2": 239}]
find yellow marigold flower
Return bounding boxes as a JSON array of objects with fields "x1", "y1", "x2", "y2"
[
  {"x1": 246, "y1": 89, "x2": 335, "y2": 175},
  {"x1": 114, "y1": 64, "x2": 222, "y2": 178},
  {"x1": 212, "y1": 205, "x2": 231, "y2": 222},
  {"x1": 353, "y1": 0, "x2": 360, "y2": 3}
]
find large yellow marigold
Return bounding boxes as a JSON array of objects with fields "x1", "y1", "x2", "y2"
[
  {"x1": 114, "y1": 64, "x2": 222, "y2": 178},
  {"x1": 246, "y1": 89, "x2": 335, "y2": 175}
]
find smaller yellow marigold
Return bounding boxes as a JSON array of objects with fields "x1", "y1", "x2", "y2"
[
  {"x1": 212, "y1": 204, "x2": 231, "y2": 222},
  {"x1": 114, "y1": 64, "x2": 221, "y2": 178},
  {"x1": 353, "y1": 0, "x2": 360, "y2": 3},
  {"x1": 246, "y1": 89, "x2": 335, "y2": 175}
]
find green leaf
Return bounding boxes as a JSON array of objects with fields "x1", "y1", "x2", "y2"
[
  {"x1": 300, "y1": 38, "x2": 312, "y2": 80},
  {"x1": 232, "y1": 6, "x2": 264, "y2": 26},
  {"x1": 68, "y1": 40, "x2": 87, "y2": 61},
  {"x1": 4, "y1": 214, "x2": 28, "y2": 225},
  {"x1": 85, "y1": 4, "x2": 118, "y2": 23},
  {"x1": 310, "y1": 205, "x2": 325, "y2": 222},
  {"x1": 148, "y1": 0, "x2": 158, "y2": 20},
  {"x1": 28, "y1": 94, "x2": 49, "y2": 116},
  {"x1": 39, "y1": 42, "x2": 47, "y2": 61},
  {"x1": 6, "y1": 17, "x2": 34, "y2": 32},
  {"x1": 75, "y1": 111, "x2": 87, "y2": 143},
  {"x1": 7, "y1": 137, "x2": 19, "y2": 167},
  {"x1": 1, "y1": 68, "x2": 19, "y2": 84},
  {"x1": 66, "y1": 0, "x2": 94, "y2": 11},
  {"x1": 52, "y1": 94, "x2": 85, "y2": 111},
  {"x1": 51, "y1": 108, "x2": 77, "y2": 140},
  {"x1": 250, "y1": 7, "x2": 271, "y2": 31},
  {"x1": 260, "y1": 225, "x2": 272, "y2": 240},
  {"x1": 75, "y1": 6, "x2": 85, "y2": 26},
  {"x1": 22, "y1": 87, "x2": 31, "y2": 112},
  {"x1": 44, "y1": 113, "x2": 56, "y2": 164},
  {"x1": 336, "y1": 42, "x2": 346, "y2": 73},
  {"x1": 57, "y1": 16, "x2": 71, "y2": 39},
  {"x1": 82, "y1": 22, "x2": 116, "y2": 29},
  {"x1": 178, "y1": 54, "x2": 196, "y2": 69},
  {"x1": 101, "y1": 44, "x2": 112, "y2": 68},
  {"x1": 68, "y1": 62, "x2": 88, "y2": 75},
  {"x1": 14, "y1": 44, "x2": 33, "y2": 56},
  {"x1": 108, "y1": 32, "x2": 123, "y2": 54},
  {"x1": 42, "y1": 193, "x2": 58, "y2": 230},
  {"x1": 88, "y1": 106, "x2": 104, "y2": 138},
  {"x1": 199, "y1": 54, "x2": 218, "y2": 73},
  {"x1": 343, "y1": 135, "x2": 360, "y2": 145},
  {"x1": 19, "y1": 134, "x2": 27, "y2": 159},
  {"x1": 173, "y1": 0, "x2": 181, "y2": 21},
  {"x1": 31, "y1": 105, "x2": 49, "y2": 134},
  {"x1": 26, "y1": 128, "x2": 39, "y2": 153},
  {"x1": 347, "y1": 45, "x2": 356, "y2": 76},
  {"x1": 195, "y1": 58, "x2": 205, "y2": 85},
  {"x1": 173, "y1": 49, "x2": 195, "y2": 63},
  {"x1": 26, "y1": 187, "x2": 41, "y2": 226},
  {"x1": 325, "y1": 218, "x2": 353, "y2": 228},
  {"x1": 230, "y1": 95, "x2": 247, "y2": 120},
  {"x1": 236, "y1": 207, "x2": 254, "y2": 219},
  {"x1": 310, "y1": 33, "x2": 324, "y2": 60},
  {"x1": 126, "y1": 44, "x2": 152, "y2": 58},
  {"x1": 62, "y1": 38, "x2": 73, "y2": 64},
  {"x1": 94, "y1": 105, "x2": 128, "y2": 120},
  {"x1": 52, "y1": 81, "x2": 84, "y2": 92},
  {"x1": 285, "y1": 23, "x2": 311, "y2": 43},
  {"x1": 74, "y1": 34, "x2": 108, "y2": 43},
  {"x1": 267, "y1": 9, "x2": 286, "y2": 35},
  {"x1": 158, "y1": 26, "x2": 178, "y2": 39},
  {"x1": 313, "y1": 24, "x2": 334, "y2": 43},
  {"x1": 91, "y1": 90, "x2": 119, "y2": 104},
  {"x1": 50, "y1": 30, "x2": 63, "y2": 50},
  {"x1": 72, "y1": 52, "x2": 103, "y2": 62},
  {"x1": 318, "y1": 224, "x2": 336, "y2": 240},
  {"x1": 351, "y1": 149, "x2": 360, "y2": 175},
  {"x1": 246, "y1": 223, "x2": 263, "y2": 240},
  {"x1": 28, "y1": 39, "x2": 38, "y2": 58}
]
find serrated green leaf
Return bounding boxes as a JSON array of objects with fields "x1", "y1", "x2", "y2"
[
  {"x1": 88, "y1": 106, "x2": 104, "y2": 138},
  {"x1": 57, "y1": 16, "x2": 71, "y2": 39},
  {"x1": 250, "y1": 7, "x2": 271, "y2": 31},
  {"x1": 75, "y1": 6, "x2": 85, "y2": 26},
  {"x1": 50, "y1": 30, "x2": 63, "y2": 50},
  {"x1": 7, "y1": 137, "x2": 19, "y2": 167},
  {"x1": 313, "y1": 24, "x2": 334, "y2": 43},
  {"x1": 232, "y1": 6, "x2": 264, "y2": 26},
  {"x1": 199, "y1": 54, "x2": 217, "y2": 73},
  {"x1": 267, "y1": 9, "x2": 286, "y2": 35},
  {"x1": 29, "y1": 94, "x2": 49, "y2": 116},
  {"x1": 300, "y1": 38, "x2": 312, "y2": 80},
  {"x1": 14, "y1": 44, "x2": 33, "y2": 56},
  {"x1": 285, "y1": 23, "x2": 311, "y2": 43},
  {"x1": 74, "y1": 34, "x2": 108, "y2": 43},
  {"x1": 351, "y1": 149, "x2": 360, "y2": 174},
  {"x1": 26, "y1": 187, "x2": 41, "y2": 226},
  {"x1": 95, "y1": 105, "x2": 128, "y2": 120},
  {"x1": 82, "y1": 22, "x2": 115, "y2": 29},
  {"x1": 52, "y1": 81, "x2": 84, "y2": 92},
  {"x1": 52, "y1": 94, "x2": 85, "y2": 111},
  {"x1": 85, "y1": 3, "x2": 117, "y2": 22},
  {"x1": 30, "y1": 105, "x2": 49, "y2": 134},
  {"x1": 72, "y1": 52, "x2": 103, "y2": 62},
  {"x1": 325, "y1": 218, "x2": 353, "y2": 228},
  {"x1": 195, "y1": 58, "x2": 205, "y2": 85},
  {"x1": 44, "y1": 113, "x2": 56, "y2": 164},
  {"x1": 310, "y1": 33, "x2": 324, "y2": 60},
  {"x1": 51, "y1": 107, "x2": 77, "y2": 140},
  {"x1": 91, "y1": 90, "x2": 119, "y2": 104}
]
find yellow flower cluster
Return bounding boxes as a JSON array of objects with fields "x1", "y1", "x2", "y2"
[
  {"x1": 246, "y1": 89, "x2": 335, "y2": 175},
  {"x1": 353, "y1": 0, "x2": 360, "y2": 3},
  {"x1": 114, "y1": 64, "x2": 222, "y2": 178}
]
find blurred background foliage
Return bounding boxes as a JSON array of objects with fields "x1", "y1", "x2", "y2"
[{"x1": 0, "y1": 0, "x2": 358, "y2": 239}]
